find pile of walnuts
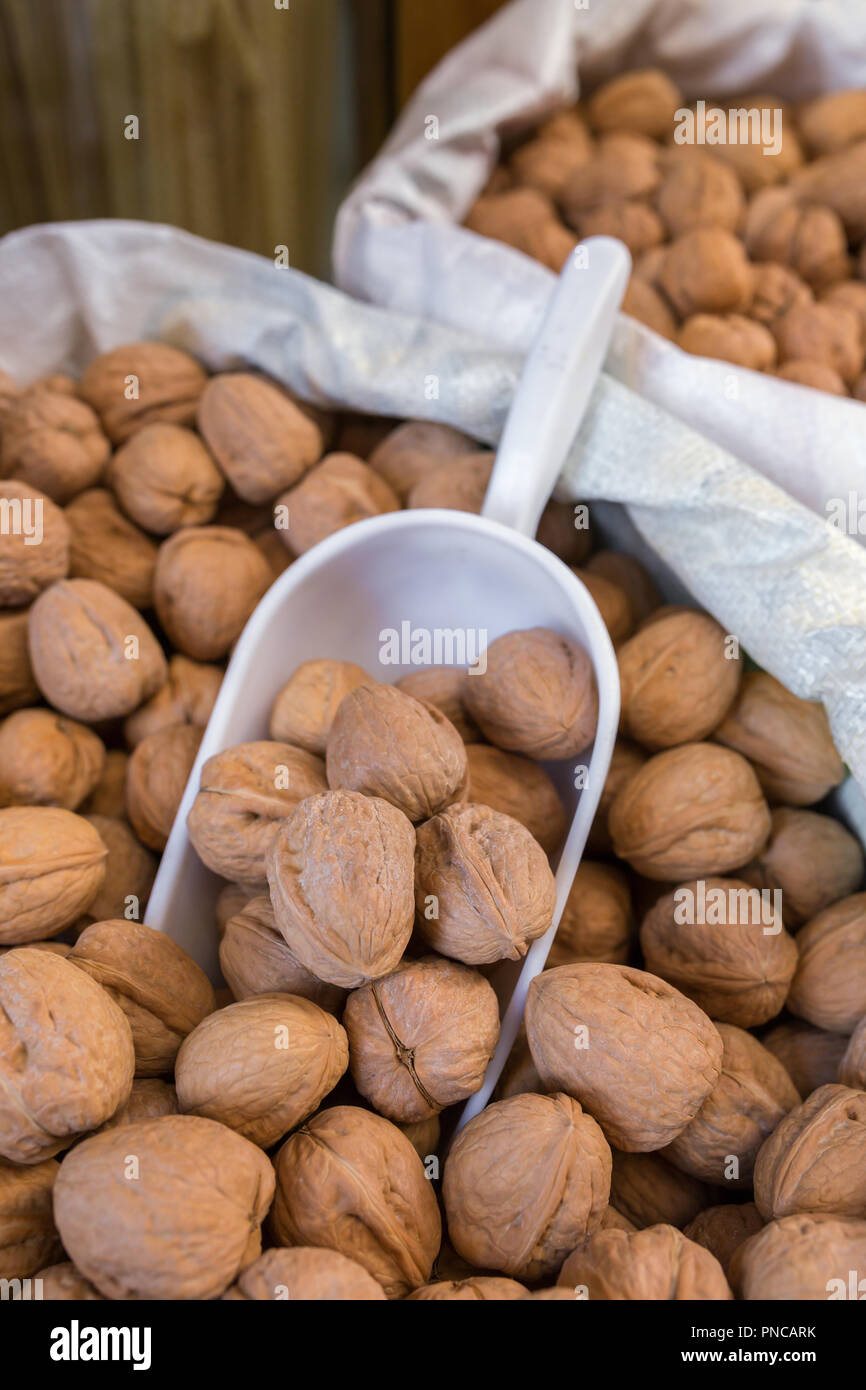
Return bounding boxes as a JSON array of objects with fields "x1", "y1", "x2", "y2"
[{"x1": 466, "y1": 72, "x2": 866, "y2": 398}]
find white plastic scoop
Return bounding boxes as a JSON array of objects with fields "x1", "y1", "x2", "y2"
[{"x1": 146, "y1": 236, "x2": 630, "y2": 1127}]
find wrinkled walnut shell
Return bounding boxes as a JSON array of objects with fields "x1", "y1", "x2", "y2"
[
  {"x1": 558, "y1": 1224, "x2": 732, "y2": 1300},
  {"x1": 154, "y1": 526, "x2": 272, "y2": 661},
  {"x1": 197, "y1": 371, "x2": 322, "y2": 504},
  {"x1": 0, "y1": 806, "x2": 106, "y2": 943},
  {"x1": 79, "y1": 342, "x2": 207, "y2": 444},
  {"x1": 786, "y1": 893, "x2": 866, "y2": 1033},
  {"x1": 269, "y1": 658, "x2": 373, "y2": 756},
  {"x1": 219, "y1": 894, "x2": 345, "y2": 1013},
  {"x1": 753, "y1": 1084, "x2": 866, "y2": 1221},
  {"x1": 465, "y1": 627, "x2": 598, "y2": 760},
  {"x1": 0, "y1": 480, "x2": 69, "y2": 607},
  {"x1": 223, "y1": 1246, "x2": 385, "y2": 1301}
]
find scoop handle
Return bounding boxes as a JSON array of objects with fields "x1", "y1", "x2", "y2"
[{"x1": 481, "y1": 236, "x2": 631, "y2": 537}]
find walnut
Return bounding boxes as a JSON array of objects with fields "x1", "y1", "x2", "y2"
[
  {"x1": 271, "y1": 1105, "x2": 441, "y2": 1297},
  {"x1": 0, "y1": 947, "x2": 133, "y2": 1162},
  {"x1": 609, "y1": 742, "x2": 771, "y2": 880},
  {"x1": 525, "y1": 962, "x2": 723, "y2": 1151},
  {"x1": 187, "y1": 740, "x2": 327, "y2": 884},
  {"x1": 639, "y1": 877, "x2": 797, "y2": 1027},
  {"x1": 732, "y1": 1213, "x2": 866, "y2": 1300},
  {"x1": 367, "y1": 421, "x2": 479, "y2": 500},
  {"x1": 0, "y1": 806, "x2": 106, "y2": 943},
  {"x1": 124, "y1": 654, "x2": 222, "y2": 748},
  {"x1": 655, "y1": 151, "x2": 744, "y2": 235},
  {"x1": 548, "y1": 860, "x2": 633, "y2": 967},
  {"x1": 787, "y1": 893, "x2": 866, "y2": 1034},
  {"x1": 0, "y1": 391, "x2": 109, "y2": 502},
  {"x1": 344, "y1": 955, "x2": 499, "y2": 1121},
  {"x1": 820, "y1": 278, "x2": 866, "y2": 338},
  {"x1": 415, "y1": 802, "x2": 556, "y2": 965},
  {"x1": 495, "y1": 1025, "x2": 547, "y2": 1100},
  {"x1": 80, "y1": 750, "x2": 128, "y2": 819},
  {"x1": 79, "y1": 342, "x2": 207, "y2": 444},
  {"x1": 774, "y1": 301, "x2": 864, "y2": 384},
  {"x1": 744, "y1": 190, "x2": 850, "y2": 288},
  {"x1": 100, "y1": 1077, "x2": 178, "y2": 1130},
  {"x1": 53, "y1": 1114, "x2": 274, "y2": 1299},
  {"x1": 464, "y1": 627, "x2": 597, "y2": 760},
  {"x1": 561, "y1": 134, "x2": 661, "y2": 219},
  {"x1": 588, "y1": 68, "x2": 682, "y2": 139},
  {"x1": 219, "y1": 894, "x2": 345, "y2": 1012},
  {"x1": 608, "y1": 1149, "x2": 709, "y2": 1229},
  {"x1": 223, "y1": 1247, "x2": 386, "y2": 1301},
  {"x1": 840, "y1": 1017, "x2": 866, "y2": 1090},
  {"x1": 34, "y1": 1261, "x2": 103, "y2": 1299},
  {"x1": 0, "y1": 609, "x2": 39, "y2": 714},
  {"x1": 573, "y1": 567, "x2": 634, "y2": 644},
  {"x1": 444, "y1": 1092, "x2": 611, "y2": 1281},
  {"x1": 407, "y1": 451, "x2": 494, "y2": 512},
  {"x1": 739, "y1": 807, "x2": 864, "y2": 928},
  {"x1": 622, "y1": 276, "x2": 677, "y2": 339},
  {"x1": 108, "y1": 423, "x2": 224, "y2": 534},
  {"x1": 683, "y1": 1203, "x2": 764, "y2": 1278},
  {"x1": 269, "y1": 658, "x2": 373, "y2": 755},
  {"x1": 587, "y1": 737, "x2": 646, "y2": 854},
  {"x1": 464, "y1": 742, "x2": 567, "y2": 855},
  {"x1": 798, "y1": 90, "x2": 866, "y2": 157},
  {"x1": 659, "y1": 228, "x2": 753, "y2": 317},
  {"x1": 761, "y1": 1020, "x2": 848, "y2": 1099},
  {"x1": 558, "y1": 1225, "x2": 732, "y2": 1300},
  {"x1": 714, "y1": 672, "x2": 845, "y2": 804},
  {"x1": 774, "y1": 358, "x2": 848, "y2": 393},
  {"x1": 125, "y1": 724, "x2": 201, "y2": 850},
  {"x1": 754, "y1": 1084, "x2": 866, "y2": 1220},
  {"x1": 677, "y1": 313, "x2": 778, "y2": 369},
  {"x1": 465, "y1": 188, "x2": 560, "y2": 256},
  {"x1": 267, "y1": 790, "x2": 416, "y2": 988},
  {"x1": 396, "y1": 666, "x2": 481, "y2": 744},
  {"x1": 536, "y1": 497, "x2": 593, "y2": 566},
  {"x1": 68, "y1": 918, "x2": 215, "y2": 1076},
  {"x1": 277, "y1": 452, "x2": 400, "y2": 556},
  {"x1": 0, "y1": 1157, "x2": 62, "y2": 1278},
  {"x1": 153, "y1": 526, "x2": 272, "y2": 660},
  {"x1": 663, "y1": 1024, "x2": 800, "y2": 1187},
  {"x1": 0, "y1": 480, "x2": 69, "y2": 606},
  {"x1": 197, "y1": 371, "x2": 322, "y2": 503},
  {"x1": 789, "y1": 138, "x2": 866, "y2": 240},
  {"x1": 398, "y1": 1114, "x2": 440, "y2": 1162},
  {"x1": 510, "y1": 130, "x2": 592, "y2": 201},
  {"x1": 586, "y1": 549, "x2": 661, "y2": 625},
  {"x1": 0, "y1": 709, "x2": 104, "y2": 810},
  {"x1": 176, "y1": 993, "x2": 348, "y2": 1146},
  {"x1": 572, "y1": 200, "x2": 665, "y2": 257},
  {"x1": 686, "y1": 97, "x2": 803, "y2": 193},
  {"x1": 65, "y1": 488, "x2": 158, "y2": 609},
  {"x1": 748, "y1": 262, "x2": 814, "y2": 328},
  {"x1": 215, "y1": 882, "x2": 256, "y2": 935},
  {"x1": 28, "y1": 578, "x2": 167, "y2": 722},
  {"x1": 617, "y1": 608, "x2": 741, "y2": 749},
  {"x1": 326, "y1": 683, "x2": 467, "y2": 822},
  {"x1": 408, "y1": 1277, "x2": 527, "y2": 1301}
]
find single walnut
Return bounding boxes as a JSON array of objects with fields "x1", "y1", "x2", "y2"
[
  {"x1": 176, "y1": 993, "x2": 348, "y2": 1147},
  {"x1": 108, "y1": 423, "x2": 224, "y2": 534},
  {"x1": 344, "y1": 955, "x2": 499, "y2": 1121},
  {"x1": 407, "y1": 451, "x2": 494, "y2": 512},
  {"x1": 32, "y1": 1262, "x2": 103, "y2": 1300},
  {"x1": 787, "y1": 893, "x2": 866, "y2": 1034},
  {"x1": 548, "y1": 861, "x2": 633, "y2": 968},
  {"x1": 219, "y1": 894, "x2": 345, "y2": 1013},
  {"x1": 267, "y1": 790, "x2": 416, "y2": 988},
  {"x1": 153, "y1": 526, "x2": 272, "y2": 661},
  {"x1": 271, "y1": 1105, "x2": 441, "y2": 1298},
  {"x1": 215, "y1": 882, "x2": 256, "y2": 935},
  {"x1": 269, "y1": 658, "x2": 373, "y2": 755},
  {"x1": 408, "y1": 1277, "x2": 527, "y2": 1301},
  {"x1": 68, "y1": 918, "x2": 215, "y2": 1076},
  {"x1": 761, "y1": 1020, "x2": 848, "y2": 1099},
  {"x1": 733, "y1": 1213, "x2": 866, "y2": 1300},
  {"x1": 820, "y1": 278, "x2": 866, "y2": 338},
  {"x1": 586, "y1": 550, "x2": 661, "y2": 625},
  {"x1": 396, "y1": 667, "x2": 481, "y2": 744},
  {"x1": 526, "y1": 963, "x2": 722, "y2": 1151},
  {"x1": 80, "y1": 750, "x2": 128, "y2": 819},
  {"x1": 840, "y1": 1017, "x2": 866, "y2": 1090},
  {"x1": 599, "y1": 1203, "x2": 639, "y2": 1234},
  {"x1": 799, "y1": 89, "x2": 866, "y2": 155},
  {"x1": 326, "y1": 683, "x2": 467, "y2": 822},
  {"x1": 686, "y1": 97, "x2": 803, "y2": 193},
  {"x1": 588, "y1": 68, "x2": 682, "y2": 139},
  {"x1": 739, "y1": 807, "x2": 864, "y2": 928},
  {"x1": 444, "y1": 1092, "x2": 611, "y2": 1281},
  {"x1": 0, "y1": 709, "x2": 104, "y2": 810},
  {"x1": 609, "y1": 1149, "x2": 709, "y2": 1229},
  {"x1": 617, "y1": 608, "x2": 741, "y2": 749},
  {"x1": 663, "y1": 1025, "x2": 800, "y2": 1187},
  {"x1": 197, "y1": 371, "x2": 322, "y2": 503},
  {"x1": 65, "y1": 488, "x2": 158, "y2": 609},
  {"x1": 100, "y1": 1077, "x2": 178, "y2": 1130},
  {"x1": 28, "y1": 578, "x2": 167, "y2": 722},
  {"x1": 125, "y1": 724, "x2": 201, "y2": 851},
  {"x1": 677, "y1": 313, "x2": 778, "y2": 370},
  {"x1": 558, "y1": 1225, "x2": 732, "y2": 1300},
  {"x1": 277, "y1": 453, "x2": 400, "y2": 556},
  {"x1": 187, "y1": 740, "x2": 327, "y2": 884},
  {"x1": 510, "y1": 129, "x2": 592, "y2": 201},
  {"x1": 659, "y1": 229, "x2": 753, "y2": 317},
  {"x1": 573, "y1": 568, "x2": 634, "y2": 645},
  {"x1": 464, "y1": 627, "x2": 597, "y2": 760},
  {"x1": 774, "y1": 358, "x2": 848, "y2": 393},
  {"x1": 754, "y1": 1084, "x2": 866, "y2": 1220},
  {"x1": 0, "y1": 947, "x2": 133, "y2": 1163},
  {"x1": 744, "y1": 190, "x2": 850, "y2": 288},
  {"x1": 0, "y1": 391, "x2": 109, "y2": 502},
  {"x1": 0, "y1": 806, "x2": 106, "y2": 943},
  {"x1": 79, "y1": 342, "x2": 207, "y2": 444},
  {"x1": 0, "y1": 1157, "x2": 62, "y2": 1278},
  {"x1": 464, "y1": 742, "x2": 567, "y2": 856},
  {"x1": 54, "y1": 1114, "x2": 274, "y2": 1299},
  {"x1": 223, "y1": 1247, "x2": 386, "y2": 1301},
  {"x1": 495, "y1": 1025, "x2": 547, "y2": 1101},
  {"x1": 622, "y1": 276, "x2": 677, "y2": 340},
  {"x1": 774, "y1": 301, "x2": 864, "y2": 385},
  {"x1": 655, "y1": 151, "x2": 744, "y2": 236},
  {"x1": 561, "y1": 134, "x2": 661, "y2": 218},
  {"x1": 683, "y1": 1204, "x2": 764, "y2": 1278},
  {"x1": 0, "y1": 480, "x2": 69, "y2": 607},
  {"x1": 465, "y1": 188, "x2": 560, "y2": 257},
  {"x1": 633, "y1": 244, "x2": 669, "y2": 287},
  {"x1": 124, "y1": 654, "x2": 222, "y2": 748},
  {"x1": 639, "y1": 877, "x2": 797, "y2": 1027},
  {"x1": 415, "y1": 802, "x2": 556, "y2": 965},
  {"x1": 789, "y1": 139, "x2": 866, "y2": 240},
  {"x1": 748, "y1": 262, "x2": 814, "y2": 329},
  {"x1": 0, "y1": 609, "x2": 39, "y2": 715},
  {"x1": 572, "y1": 200, "x2": 665, "y2": 257},
  {"x1": 587, "y1": 738, "x2": 646, "y2": 855},
  {"x1": 714, "y1": 672, "x2": 845, "y2": 805},
  {"x1": 609, "y1": 743, "x2": 771, "y2": 880},
  {"x1": 368, "y1": 421, "x2": 479, "y2": 500}
]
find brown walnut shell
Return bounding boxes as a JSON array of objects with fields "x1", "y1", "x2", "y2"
[
  {"x1": 79, "y1": 342, "x2": 207, "y2": 444},
  {"x1": 587, "y1": 738, "x2": 647, "y2": 855},
  {"x1": 407, "y1": 451, "x2": 494, "y2": 512},
  {"x1": 277, "y1": 452, "x2": 400, "y2": 556},
  {"x1": 608, "y1": 1149, "x2": 709, "y2": 1230},
  {"x1": 197, "y1": 371, "x2": 322, "y2": 503},
  {"x1": 558, "y1": 1224, "x2": 732, "y2": 1300},
  {"x1": 0, "y1": 708, "x2": 104, "y2": 810},
  {"x1": 367, "y1": 421, "x2": 478, "y2": 500},
  {"x1": 840, "y1": 1016, "x2": 866, "y2": 1090},
  {"x1": 223, "y1": 1246, "x2": 385, "y2": 1301},
  {"x1": 0, "y1": 480, "x2": 69, "y2": 607},
  {"x1": 683, "y1": 1204, "x2": 764, "y2": 1278},
  {"x1": 269, "y1": 658, "x2": 373, "y2": 756},
  {"x1": 464, "y1": 742, "x2": 567, "y2": 856},
  {"x1": 0, "y1": 1157, "x2": 62, "y2": 1278},
  {"x1": 739, "y1": 807, "x2": 864, "y2": 928},
  {"x1": 677, "y1": 313, "x2": 778, "y2": 370},
  {"x1": 219, "y1": 894, "x2": 345, "y2": 1013},
  {"x1": 65, "y1": 487, "x2": 158, "y2": 609},
  {"x1": 561, "y1": 134, "x2": 661, "y2": 218},
  {"x1": 714, "y1": 672, "x2": 845, "y2": 805},
  {"x1": 408, "y1": 1276, "x2": 527, "y2": 1301},
  {"x1": 124, "y1": 654, "x2": 222, "y2": 748},
  {"x1": 786, "y1": 893, "x2": 866, "y2": 1033},
  {"x1": 753, "y1": 1084, "x2": 866, "y2": 1220},
  {"x1": 618, "y1": 608, "x2": 742, "y2": 749},
  {"x1": 32, "y1": 1262, "x2": 103, "y2": 1300},
  {"x1": 80, "y1": 750, "x2": 128, "y2": 820},
  {"x1": 733, "y1": 1213, "x2": 866, "y2": 1300},
  {"x1": 78, "y1": 814, "x2": 156, "y2": 926},
  {"x1": 109, "y1": 422, "x2": 224, "y2": 534},
  {"x1": 659, "y1": 228, "x2": 753, "y2": 317},
  {"x1": 0, "y1": 806, "x2": 107, "y2": 943},
  {"x1": 548, "y1": 860, "x2": 633, "y2": 968},
  {"x1": 125, "y1": 723, "x2": 202, "y2": 851},
  {"x1": 100, "y1": 1077, "x2": 178, "y2": 1130},
  {"x1": 761, "y1": 1019, "x2": 848, "y2": 1098},
  {"x1": 655, "y1": 151, "x2": 745, "y2": 235},
  {"x1": 0, "y1": 391, "x2": 109, "y2": 502},
  {"x1": 588, "y1": 68, "x2": 682, "y2": 139},
  {"x1": 396, "y1": 666, "x2": 481, "y2": 744},
  {"x1": 153, "y1": 526, "x2": 272, "y2": 661},
  {"x1": 774, "y1": 301, "x2": 864, "y2": 385},
  {"x1": 0, "y1": 609, "x2": 39, "y2": 715}
]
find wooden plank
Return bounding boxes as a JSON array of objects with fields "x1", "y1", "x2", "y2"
[{"x1": 394, "y1": 0, "x2": 506, "y2": 108}]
